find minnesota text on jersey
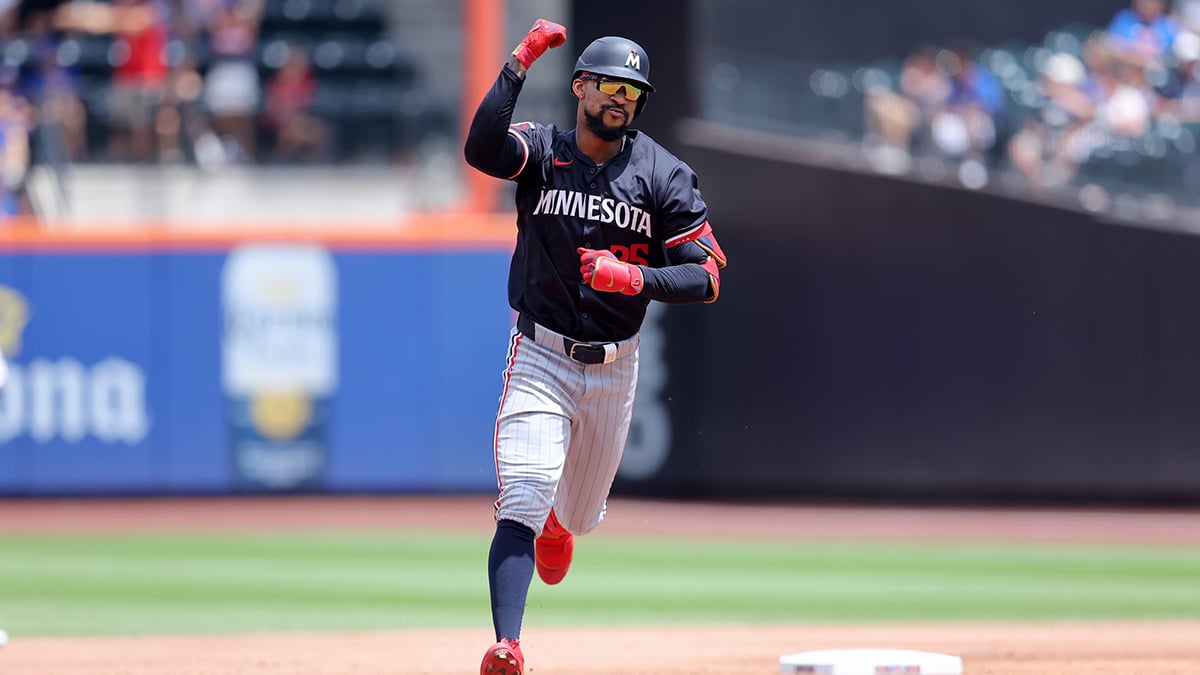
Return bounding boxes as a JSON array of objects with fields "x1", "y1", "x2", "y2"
[{"x1": 531, "y1": 189, "x2": 653, "y2": 237}]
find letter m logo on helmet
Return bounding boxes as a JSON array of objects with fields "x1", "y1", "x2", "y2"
[{"x1": 624, "y1": 49, "x2": 641, "y2": 70}]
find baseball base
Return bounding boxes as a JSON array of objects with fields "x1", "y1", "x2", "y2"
[{"x1": 779, "y1": 648, "x2": 962, "y2": 674}]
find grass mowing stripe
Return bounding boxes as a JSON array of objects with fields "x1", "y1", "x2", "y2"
[
  {"x1": 0, "y1": 533, "x2": 1197, "y2": 636},
  {"x1": 566, "y1": 538, "x2": 1200, "y2": 621}
]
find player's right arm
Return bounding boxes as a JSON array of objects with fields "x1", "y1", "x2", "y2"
[
  {"x1": 463, "y1": 65, "x2": 527, "y2": 179},
  {"x1": 463, "y1": 19, "x2": 565, "y2": 179}
]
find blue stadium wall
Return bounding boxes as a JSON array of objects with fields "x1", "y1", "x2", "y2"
[{"x1": 0, "y1": 243, "x2": 513, "y2": 495}]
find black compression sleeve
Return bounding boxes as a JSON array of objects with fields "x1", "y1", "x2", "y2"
[
  {"x1": 639, "y1": 264, "x2": 713, "y2": 304},
  {"x1": 463, "y1": 65, "x2": 527, "y2": 178}
]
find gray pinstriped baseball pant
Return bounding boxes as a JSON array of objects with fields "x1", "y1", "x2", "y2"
[{"x1": 491, "y1": 319, "x2": 640, "y2": 538}]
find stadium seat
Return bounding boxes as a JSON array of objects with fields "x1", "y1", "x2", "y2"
[
  {"x1": 311, "y1": 33, "x2": 368, "y2": 76},
  {"x1": 332, "y1": 0, "x2": 386, "y2": 30},
  {"x1": 814, "y1": 62, "x2": 865, "y2": 141},
  {"x1": 1050, "y1": 22, "x2": 1102, "y2": 56},
  {"x1": 1, "y1": 37, "x2": 31, "y2": 69},
  {"x1": 67, "y1": 35, "x2": 115, "y2": 76},
  {"x1": 256, "y1": 33, "x2": 317, "y2": 86},
  {"x1": 308, "y1": 80, "x2": 347, "y2": 119}
]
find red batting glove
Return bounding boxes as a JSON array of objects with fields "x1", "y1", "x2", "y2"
[
  {"x1": 511, "y1": 18, "x2": 567, "y2": 69},
  {"x1": 578, "y1": 247, "x2": 644, "y2": 296}
]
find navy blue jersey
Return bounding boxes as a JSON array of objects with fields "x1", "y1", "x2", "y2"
[{"x1": 465, "y1": 65, "x2": 725, "y2": 342}]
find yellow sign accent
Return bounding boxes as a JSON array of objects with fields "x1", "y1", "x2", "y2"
[
  {"x1": 250, "y1": 392, "x2": 312, "y2": 441},
  {"x1": 0, "y1": 285, "x2": 30, "y2": 357}
]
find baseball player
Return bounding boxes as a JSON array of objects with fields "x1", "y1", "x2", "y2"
[{"x1": 464, "y1": 18, "x2": 727, "y2": 675}]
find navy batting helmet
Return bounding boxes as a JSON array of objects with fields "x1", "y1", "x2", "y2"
[{"x1": 572, "y1": 36, "x2": 656, "y2": 93}]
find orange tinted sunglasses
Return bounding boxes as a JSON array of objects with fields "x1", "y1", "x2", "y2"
[{"x1": 580, "y1": 73, "x2": 645, "y2": 101}]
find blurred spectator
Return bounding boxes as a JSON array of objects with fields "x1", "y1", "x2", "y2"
[
  {"x1": 52, "y1": 0, "x2": 173, "y2": 162},
  {"x1": 862, "y1": 43, "x2": 1005, "y2": 178},
  {"x1": 863, "y1": 45, "x2": 950, "y2": 168},
  {"x1": 929, "y1": 44, "x2": 1005, "y2": 164},
  {"x1": 14, "y1": 3, "x2": 88, "y2": 162},
  {"x1": 201, "y1": 0, "x2": 263, "y2": 162},
  {"x1": 0, "y1": 82, "x2": 32, "y2": 219},
  {"x1": 155, "y1": 52, "x2": 208, "y2": 164},
  {"x1": 1178, "y1": 0, "x2": 1200, "y2": 29},
  {"x1": 174, "y1": 0, "x2": 224, "y2": 39},
  {"x1": 1160, "y1": 29, "x2": 1200, "y2": 119},
  {"x1": 14, "y1": 0, "x2": 70, "y2": 37},
  {"x1": 260, "y1": 43, "x2": 326, "y2": 163},
  {"x1": 1041, "y1": 53, "x2": 1097, "y2": 125},
  {"x1": 0, "y1": 0, "x2": 18, "y2": 35},
  {"x1": 1087, "y1": 48, "x2": 1157, "y2": 137},
  {"x1": 1106, "y1": 0, "x2": 1180, "y2": 69},
  {"x1": 107, "y1": 0, "x2": 170, "y2": 163},
  {"x1": 1008, "y1": 52, "x2": 1097, "y2": 190}
]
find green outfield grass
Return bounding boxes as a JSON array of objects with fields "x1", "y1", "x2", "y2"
[{"x1": 1, "y1": 531, "x2": 1198, "y2": 637}]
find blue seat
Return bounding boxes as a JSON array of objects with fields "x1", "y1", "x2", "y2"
[{"x1": 311, "y1": 33, "x2": 367, "y2": 75}]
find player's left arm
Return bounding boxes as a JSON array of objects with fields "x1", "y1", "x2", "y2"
[
  {"x1": 579, "y1": 163, "x2": 726, "y2": 303},
  {"x1": 651, "y1": 218, "x2": 727, "y2": 303}
]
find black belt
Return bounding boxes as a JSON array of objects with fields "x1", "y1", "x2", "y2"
[{"x1": 517, "y1": 314, "x2": 612, "y2": 365}]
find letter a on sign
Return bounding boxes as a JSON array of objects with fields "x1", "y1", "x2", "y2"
[{"x1": 625, "y1": 50, "x2": 641, "y2": 69}]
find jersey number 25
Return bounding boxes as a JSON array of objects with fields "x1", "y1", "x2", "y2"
[{"x1": 609, "y1": 244, "x2": 649, "y2": 266}]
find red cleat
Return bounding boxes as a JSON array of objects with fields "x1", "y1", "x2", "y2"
[
  {"x1": 535, "y1": 509, "x2": 575, "y2": 585},
  {"x1": 480, "y1": 637, "x2": 523, "y2": 675}
]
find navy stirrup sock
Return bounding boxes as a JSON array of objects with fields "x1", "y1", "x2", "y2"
[{"x1": 488, "y1": 519, "x2": 536, "y2": 641}]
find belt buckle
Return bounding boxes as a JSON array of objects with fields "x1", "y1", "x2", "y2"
[
  {"x1": 569, "y1": 342, "x2": 589, "y2": 363},
  {"x1": 569, "y1": 341, "x2": 616, "y2": 365}
]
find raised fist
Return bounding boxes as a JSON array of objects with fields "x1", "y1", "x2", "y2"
[
  {"x1": 578, "y1": 248, "x2": 643, "y2": 296},
  {"x1": 511, "y1": 18, "x2": 567, "y2": 69}
]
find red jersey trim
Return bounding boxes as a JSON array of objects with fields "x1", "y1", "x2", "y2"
[
  {"x1": 504, "y1": 127, "x2": 531, "y2": 180},
  {"x1": 665, "y1": 220, "x2": 711, "y2": 248}
]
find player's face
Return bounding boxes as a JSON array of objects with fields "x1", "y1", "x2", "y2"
[{"x1": 576, "y1": 76, "x2": 637, "y2": 141}]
